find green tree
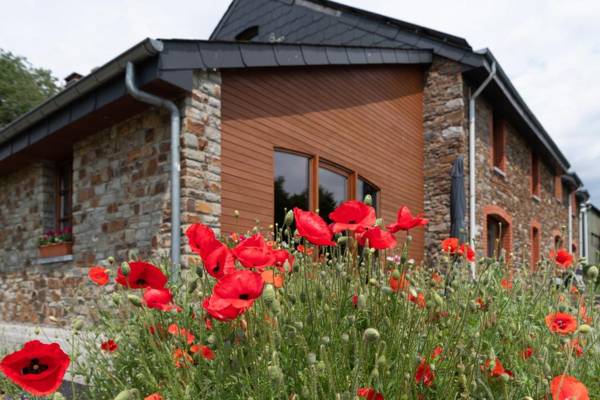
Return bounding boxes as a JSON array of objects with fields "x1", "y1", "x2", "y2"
[{"x1": 0, "y1": 49, "x2": 60, "y2": 127}]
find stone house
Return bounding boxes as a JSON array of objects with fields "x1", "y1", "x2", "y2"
[{"x1": 0, "y1": 0, "x2": 591, "y2": 327}]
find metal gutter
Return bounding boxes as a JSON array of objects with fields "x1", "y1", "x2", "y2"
[
  {"x1": 0, "y1": 38, "x2": 164, "y2": 146},
  {"x1": 125, "y1": 62, "x2": 181, "y2": 274}
]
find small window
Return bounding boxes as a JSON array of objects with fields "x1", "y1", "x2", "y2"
[
  {"x1": 562, "y1": 182, "x2": 570, "y2": 207},
  {"x1": 274, "y1": 151, "x2": 309, "y2": 228},
  {"x1": 318, "y1": 165, "x2": 348, "y2": 222},
  {"x1": 553, "y1": 174, "x2": 562, "y2": 201},
  {"x1": 554, "y1": 235, "x2": 562, "y2": 249},
  {"x1": 357, "y1": 177, "x2": 379, "y2": 210},
  {"x1": 55, "y1": 161, "x2": 73, "y2": 231},
  {"x1": 487, "y1": 215, "x2": 508, "y2": 258},
  {"x1": 235, "y1": 25, "x2": 259, "y2": 41},
  {"x1": 492, "y1": 115, "x2": 506, "y2": 171},
  {"x1": 531, "y1": 226, "x2": 540, "y2": 269},
  {"x1": 531, "y1": 151, "x2": 540, "y2": 197}
]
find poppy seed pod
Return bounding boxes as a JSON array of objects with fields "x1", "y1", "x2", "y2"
[
  {"x1": 263, "y1": 284, "x2": 276, "y2": 304},
  {"x1": 107, "y1": 256, "x2": 115, "y2": 265},
  {"x1": 363, "y1": 328, "x2": 380, "y2": 343},
  {"x1": 267, "y1": 365, "x2": 284, "y2": 384},
  {"x1": 586, "y1": 265, "x2": 599, "y2": 280},
  {"x1": 578, "y1": 324, "x2": 592, "y2": 334},
  {"x1": 72, "y1": 319, "x2": 84, "y2": 331},
  {"x1": 284, "y1": 209, "x2": 294, "y2": 226},
  {"x1": 307, "y1": 352, "x2": 317, "y2": 365},
  {"x1": 111, "y1": 293, "x2": 121, "y2": 306},
  {"x1": 363, "y1": 194, "x2": 373, "y2": 206},
  {"x1": 357, "y1": 294, "x2": 367, "y2": 309},
  {"x1": 127, "y1": 294, "x2": 142, "y2": 307},
  {"x1": 120, "y1": 262, "x2": 130, "y2": 276},
  {"x1": 52, "y1": 393, "x2": 67, "y2": 400},
  {"x1": 113, "y1": 389, "x2": 139, "y2": 400},
  {"x1": 341, "y1": 333, "x2": 349, "y2": 342}
]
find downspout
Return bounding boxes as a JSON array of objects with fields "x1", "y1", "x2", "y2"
[
  {"x1": 568, "y1": 195, "x2": 573, "y2": 252},
  {"x1": 583, "y1": 201, "x2": 590, "y2": 260},
  {"x1": 125, "y1": 61, "x2": 181, "y2": 270},
  {"x1": 579, "y1": 203, "x2": 585, "y2": 258},
  {"x1": 468, "y1": 60, "x2": 496, "y2": 278}
]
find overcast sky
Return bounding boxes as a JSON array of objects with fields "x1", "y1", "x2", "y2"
[{"x1": 2, "y1": 0, "x2": 599, "y2": 202}]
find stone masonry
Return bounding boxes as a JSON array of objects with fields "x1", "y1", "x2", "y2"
[{"x1": 0, "y1": 71, "x2": 222, "y2": 325}]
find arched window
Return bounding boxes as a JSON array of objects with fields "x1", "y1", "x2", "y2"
[
  {"x1": 531, "y1": 221, "x2": 541, "y2": 270},
  {"x1": 318, "y1": 163, "x2": 348, "y2": 222},
  {"x1": 483, "y1": 205, "x2": 512, "y2": 260},
  {"x1": 235, "y1": 25, "x2": 259, "y2": 41}
]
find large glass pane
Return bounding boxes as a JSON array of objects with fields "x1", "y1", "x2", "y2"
[
  {"x1": 357, "y1": 178, "x2": 378, "y2": 211},
  {"x1": 319, "y1": 167, "x2": 347, "y2": 222},
  {"x1": 274, "y1": 151, "x2": 309, "y2": 229}
]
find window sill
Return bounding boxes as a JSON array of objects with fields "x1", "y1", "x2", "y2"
[
  {"x1": 531, "y1": 195, "x2": 541, "y2": 203},
  {"x1": 492, "y1": 166, "x2": 507, "y2": 179},
  {"x1": 34, "y1": 254, "x2": 74, "y2": 265}
]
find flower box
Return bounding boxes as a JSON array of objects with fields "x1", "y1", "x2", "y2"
[{"x1": 38, "y1": 242, "x2": 73, "y2": 258}]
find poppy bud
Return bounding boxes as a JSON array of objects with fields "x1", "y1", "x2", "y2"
[
  {"x1": 337, "y1": 236, "x2": 349, "y2": 245},
  {"x1": 107, "y1": 256, "x2": 115, "y2": 265},
  {"x1": 284, "y1": 209, "x2": 294, "y2": 226},
  {"x1": 457, "y1": 363, "x2": 465, "y2": 373},
  {"x1": 458, "y1": 374, "x2": 467, "y2": 389},
  {"x1": 341, "y1": 333, "x2": 349, "y2": 342},
  {"x1": 263, "y1": 284, "x2": 276, "y2": 304},
  {"x1": 370, "y1": 367, "x2": 379, "y2": 379},
  {"x1": 357, "y1": 294, "x2": 367, "y2": 309},
  {"x1": 127, "y1": 294, "x2": 142, "y2": 307},
  {"x1": 363, "y1": 194, "x2": 373, "y2": 205},
  {"x1": 578, "y1": 324, "x2": 592, "y2": 334},
  {"x1": 381, "y1": 286, "x2": 393, "y2": 295},
  {"x1": 316, "y1": 361, "x2": 326, "y2": 373},
  {"x1": 111, "y1": 292, "x2": 121, "y2": 306},
  {"x1": 270, "y1": 299, "x2": 281, "y2": 315},
  {"x1": 52, "y1": 393, "x2": 67, "y2": 400},
  {"x1": 321, "y1": 336, "x2": 330, "y2": 345},
  {"x1": 375, "y1": 218, "x2": 383, "y2": 227},
  {"x1": 72, "y1": 318, "x2": 84, "y2": 331},
  {"x1": 586, "y1": 266, "x2": 599, "y2": 280},
  {"x1": 307, "y1": 352, "x2": 317, "y2": 365},
  {"x1": 363, "y1": 328, "x2": 380, "y2": 343},
  {"x1": 294, "y1": 321, "x2": 304, "y2": 330},
  {"x1": 34, "y1": 326, "x2": 41, "y2": 335},
  {"x1": 376, "y1": 355, "x2": 387, "y2": 368},
  {"x1": 368, "y1": 278, "x2": 379, "y2": 287},
  {"x1": 267, "y1": 365, "x2": 284, "y2": 384},
  {"x1": 121, "y1": 262, "x2": 131, "y2": 276},
  {"x1": 433, "y1": 292, "x2": 444, "y2": 307},
  {"x1": 113, "y1": 389, "x2": 139, "y2": 400},
  {"x1": 499, "y1": 373, "x2": 510, "y2": 382}
]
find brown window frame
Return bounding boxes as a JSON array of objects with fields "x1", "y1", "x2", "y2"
[{"x1": 54, "y1": 160, "x2": 73, "y2": 232}]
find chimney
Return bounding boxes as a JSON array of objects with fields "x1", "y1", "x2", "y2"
[{"x1": 64, "y1": 72, "x2": 83, "y2": 87}]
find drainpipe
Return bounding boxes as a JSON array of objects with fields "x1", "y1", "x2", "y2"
[
  {"x1": 468, "y1": 60, "x2": 496, "y2": 278},
  {"x1": 583, "y1": 201, "x2": 590, "y2": 260},
  {"x1": 568, "y1": 195, "x2": 573, "y2": 252},
  {"x1": 125, "y1": 61, "x2": 181, "y2": 270}
]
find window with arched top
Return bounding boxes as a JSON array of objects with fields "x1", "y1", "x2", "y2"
[
  {"x1": 483, "y1": 205, "x2": 512, "y2": 261},
  {"x1": 531, "y1": 221, "x2": 541, "y2": 270}
]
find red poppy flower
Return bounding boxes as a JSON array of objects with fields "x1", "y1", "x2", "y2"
[
  {"x1": 261, "y1": 270, "x2": 284, "y2": 288},
  {"x1": 203, "y1": 270, "x2": 264, "y2": 321},
  {"x1": 352, "y1": 294, "x2": 359, "y2": 307},
  {"x1": 186, "y1": 223, "x2": 217, "y2": 258},
  {"x1": 167, "y1": 324, "x2": 195, "y2": 345},
  {"x1": 145, "y1": 394, "x2": 163, "y2": 400},
  {"x1": 88, "y1": 266, "x2": 109, "y2": 285},
  {"x1": 441, "y1": 238, "x2": 460, "y2": 253},
  {"x1": 357, "y1": 387, "x2": 384, "y2": 400},
  {"x1": 550, "y1": 248, "x2": 574, "y2": 269},
  {"x1": 521, "y1": 347, "x2": 534, "y2": 360},
  {"x1": 569, "y1": 339, "x2": 584, "y2": 357},
  {"x1": 172, "y1": 348, "x2": 193, "y2": 368},
  {"x1": 501, "y1": 278, "x2": 513, "y2": 290},
  {"x1": 387, "y1": 206, "x2": 428, "y2": 233},
  {"x1": 545, "y1": 312, "x2": 578, "y2": 335},
  {"x1": 100, "y1": 339, "x2": 118, "y2": 353},
  {"x1": 389, "y1": 273, "x2": 409, "y2": 292},
  {"x1": 0, "y1": 340, "x2": 70, "y2": 396},
  {"x1": 116, "y1": 261, "x2": 167, "y2": 290},
  {"x1": 143, "y1": 287, "x2": 180, "y2": 312},
  {"x1": 357, "y1": 227, "x2": 397, "y2": 250},
  {"x1": 408, "y1": 292, "x2": 426, "y2": 308},
  {"x1": 550, "y1": 375, "x2": 589, "y2": 400},
  {"x1": 475, "y1": 297, "x2": 488, "y2": 310},
  {"x1": 232, "y1": 234, "x2": 276, "y2": 269},
  {"x1": 272, "y1": 249, "x2": 294, "y2": 273},
  {"x1": 431, "y1": 346, "x2": 443, "y2": 361},
  {"x1": 483, "y1": 358, "x2": 513, "y2": 378},
  {"x1": 293, "y1": 208, "x2": 335, "y2": 246},
  {"x1": 191, "y1": 344, "x2": 215, "y2": 361},
  {"x1": 431, "y1": 272, "x2": 443, "y2": 284},
  {"x1": 203, "y1": 240, "x2": 236, "y2": 279},
  {"x1": 329, "y1": 200, "x2": 376, "y2": 234},
  {"x1": 458, "y1": 243, "x2": 476, "y2": 262},
  {"x1": 415, "y1": 358, "x2": 434, "y2": 387}
]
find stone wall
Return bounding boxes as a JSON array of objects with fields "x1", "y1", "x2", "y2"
[
  {"x1": 0, "y1": 71, "x2": 223, "y2": 325},
  {"x1": 422, "y1": 57, "x2": 468, "y2": 263}
]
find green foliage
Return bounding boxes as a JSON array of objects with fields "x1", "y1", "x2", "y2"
[{"x1": 0, "y1": 49, "x2": 60, "y2": 127}]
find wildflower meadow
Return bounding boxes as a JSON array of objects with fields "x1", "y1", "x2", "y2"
[{"x1": 0, "y1": 199, "x2": 597, "y2": 399}]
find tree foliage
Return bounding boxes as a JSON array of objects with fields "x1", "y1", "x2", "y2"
[{"x1": 0, "y1": 49, "x2": 60, "y2": 127}]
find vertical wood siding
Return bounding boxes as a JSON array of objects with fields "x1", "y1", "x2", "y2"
[{"x1": 221, "y1": 65, "x2": 425, "y2": 260}]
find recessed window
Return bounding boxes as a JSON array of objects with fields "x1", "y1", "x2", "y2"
[
  {"x1": 531, "y1": 151, "x2": 540, "y2": 197},
  {"x1": 491, "y1": 114, "x2": 506, "y2": 171},
  {"x1": 531, "y1": 226, "x2": 540, "y2": 269},
  {"x1": 55, "y1": 160, "x2": 73, "y2": 231},
  {"x1": 318, "y1": 165, "x2": 348, "y2": 222},
  {"x1": 274, "y1": 151, "x2": 309, "y2": 228},
  {"x1": 235, "y1": 25, "x2": 259, "y2": 41},
  {"x1": 357, "y1": 177, "x2": 378, "y2": 210},
  {"x1": 486, "y1": 215, "x2": 509, "y2": 258},
  {"x1": 562, "y1": 182, "x2": 570, "y2": 207}
]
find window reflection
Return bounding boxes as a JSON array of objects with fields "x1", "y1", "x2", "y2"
[
  {"x1": 319, "y1": 167, "x2": 347, "y2": 222},
  {"x1": 357, "y1": 178, "x2": 378, "y2": 211},
  {"x1": 274, "y1": 151, "x2": 309, "y2": 229}
]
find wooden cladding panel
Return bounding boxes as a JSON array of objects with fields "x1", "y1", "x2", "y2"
[{"x1": 221, "y1": 65, "x2": 425, "y2": 259}]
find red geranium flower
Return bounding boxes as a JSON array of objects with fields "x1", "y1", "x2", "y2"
[
  {"x1": 357, "y1": 387, "x2": 384, "y2": 400},
  {"x1": 0, "y1": 340, "x2": 70, "y2": 396},
  {"x1": 293, "y1": 208, "x2": 335, "y2": 246},
  {"x1": 545, "y1": 312, "x2": 578, "y2": 335},
  {"x1": 203, "y1": 270, "x2": 264, "y2": 321},
  {"x1": 483, "y1": 358, "x2": 513, "y2": 378},
  {"x1": 100, "y1": 339, "x2": 118, "y2": 353},
  {"x1": 441, "y1": 238, "x2": 460, "y2": 253},
  {"x1": 387, "y1": 206, "x2": 428, "y2": 233},
  {"x1": 550, "y1": 249, "x2": 574, "y2": 269},
  {"x1": 415, "y1": 358, "x2": 434, "y2": 387},
  {"x1": 116, "y1": 261, "x2": 167, "y2": 289},
  {"x1": 357, "y1": 227, "x2": 397, "y2": 250},
  {"x1": 458, "y1": 243, "x2": 476, "y2": 262},
  {"x1": 88, "y1": 266, "x2": 109, "y2": 285},
  {"x1": 329, "y1": 200, "x2": 376, "y2": 233},
  {"x1": 232, "y1": 234, "x2": 276, "y2": 269},
  {"x1": 143, "y1": 287, "x2": 180, "y2": 312},
  {"x1": 550, "y1": 375, "x2": 589, "y2": 400},
  {"x1": 190, "y1": 344, "x2": 215, "y2": 361},
  {"x1": 145, "y1": 393, "x2": 163, "y2": 400},
  {"x1": 272, "y1": 249, "x2": 295, "y2": 273}
]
